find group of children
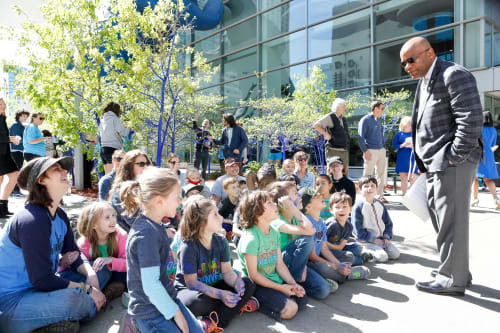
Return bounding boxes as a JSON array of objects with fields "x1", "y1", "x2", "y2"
[{"x1": 0, "y1": 152, "x2": 400, "y2": 333}]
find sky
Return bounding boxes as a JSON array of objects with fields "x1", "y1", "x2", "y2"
[{"x1": 0, "y1": 0, "x2": 44, "y2": 65}]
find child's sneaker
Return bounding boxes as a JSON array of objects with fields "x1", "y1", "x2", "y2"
[
  {"x1": 361, "y1": 252, "x2": 374, "y2": 263},
  {"x1": 348, "y1": 266, "x2": 371, "y2": 280},
  {"x1": 121, "y1": 313, "x2": 137, "y2": 333},
  {"x1": 121, "y1": 291, "x2": 130, "y2": 308},
  {"x1": 326, "y1": 278, "x2": 339, "y2": 293},
  {"x1": 201, "y1": 311, "x2": 224, "y2": 333},
  {"x1": 32, "y1": 320, "x2": 79, "y2": 333},
  {"x1": 240, "y1": 296, "x2": 259, "y2": 315}
]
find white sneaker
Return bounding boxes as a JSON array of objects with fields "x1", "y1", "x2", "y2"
[{"x1": 471, "y1": 199, "x2": 479, "y2": 207}]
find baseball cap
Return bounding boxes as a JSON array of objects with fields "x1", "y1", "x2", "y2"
[
  {"x1": 298, "y1": 185, "x2": 322, "y2": 212},
  {"x1": 182, "y1": 183, "x2": 205, "y2": 198},
  {"x1": 224, "y1": 158, "x2": 238, "y2": 167},
  {"x1": 327, "y1": 156, "x2": 344, "y2": 166}
]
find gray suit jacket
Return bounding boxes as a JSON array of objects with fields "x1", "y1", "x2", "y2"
[{"x1": 411, "y1": 58, "x2": 483, "y2": 173}]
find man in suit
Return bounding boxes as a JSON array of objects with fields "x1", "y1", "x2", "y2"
[{"x1": 400, "y1": 37, "x2": 483, "y2": 296}]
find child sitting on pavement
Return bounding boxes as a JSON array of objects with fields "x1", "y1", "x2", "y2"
[
  {"x1": 219, "y1": 176, "x2": 241, "y2": 239},
  {"x1": 315, "y1": 174, "x2": 334, "y2": 219},
  {"x1": 325, "y1": 193, "x2": 373, "y2": 265},
  {"x1": 352, "y1": 176, "x2": 400, "y2": 262},
  {"x1": 302, "y1": 187, "x2": 371, "y2": 286},
  {"x1": 238, "y1": 191, "x2": 307, "y2": 321}
]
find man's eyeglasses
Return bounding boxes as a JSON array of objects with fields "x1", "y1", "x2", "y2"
[
  {"x1": 400, "y1": 48, "x2": 430, "y2": 68},
  {"x1": 135, "y1": 161, "x2": 150, "y2": 167},
  {"x1": 297, "y1": 158, "x2": 308, "y2": 162}
]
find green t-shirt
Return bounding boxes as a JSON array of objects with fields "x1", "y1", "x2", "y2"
[
  {"x1": 238, "y1": 225, "x2": 283, "y2": 284},
  {"x1": 270, "y1": 213, "x2": 300, "y2": 251},
  {"x1": 97, "y1": 243, "x2": 109, "y2": 257},
  {"x1": 320, "y1": 197, "x2": 333, "y2": 220}
]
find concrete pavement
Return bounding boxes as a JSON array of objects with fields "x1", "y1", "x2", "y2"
[{"x1": 1, "y1": 190, "x2": 499, "y2": 333}]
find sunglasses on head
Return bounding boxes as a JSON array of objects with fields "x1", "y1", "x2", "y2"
[
  {"x1": 135, "y1": 161, "x2": 150, "y2": 167},
  {"x1": 400, "y1": 48, "x2": 430, "y2": 68}
]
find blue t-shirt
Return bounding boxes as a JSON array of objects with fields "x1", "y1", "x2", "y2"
[
  {"x1": 306, "y1": 214, "x2": 327, "y2": 256},
  {"x1": 126, "y1": 214, "x2": 177, "y2": 319},
  {"x1": 325, "y1": 217, "x2": 353, "y2": 245},
  {"x1": 23, "y1": 123, "x2": 46, "y2": 157},
  {"x1": 175, "y1": 233, "x2": 230, "y2": 289}
]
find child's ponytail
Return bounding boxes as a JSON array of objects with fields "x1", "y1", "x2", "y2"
[{"x1": 120, "y1": 180, "x2": 142, "y2": 217}]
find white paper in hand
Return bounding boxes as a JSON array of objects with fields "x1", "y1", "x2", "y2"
[{"x1": 401, "y1": 174, "x2": 430, "y2": 222}]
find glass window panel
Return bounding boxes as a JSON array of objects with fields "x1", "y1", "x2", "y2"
[
  {"x1": 194, "y1": 33, "x2": 221, "y2": 60},
  {"x1": 261, "y1": 64, "x2": 306, "y2": 97},
  {"x1": 194, "y1": 29, "x2": 218, "y2": 43},
  {"x1": 464, "y1": 21, "x2": 481, "y2": 69},
  {"x1": 308, "y1": 48, "x2": 370, "y2": 91},
  {"x1": 308, "y1": 0, "x2": 370, "y2": 25},
  {"x1": 260, "y1": 0, "x2": 287, "y2": 11},
  {"x1": 375, "y1": 27, "x2": 459, "y2": 84},
  {"x1": 221, "y1": 0, "x2": 257, "y2": 27},
  {"x1": 261, "y1": 30, "x2": 306, "y2": 71},
  {"x1": 308, "y1": 9, "x2": 370, "y2": 59},
  {"x1": 464, "y1": 0, "x2": 481, "y2": 19},
  {"x1": 375, "y1": 0, "x2": 456, "y2": 42},
  {"x1": 494, "y1": 26, "x2": 500, "y2": 66},
  {"x1": 260, "y1": 0, "x2": 307, "y2": 41},
  {"x1": 222, "y1": 47, "x2": 257, "y2": 82},
  {"x1": 222, "y1": 17, "x2": 257, "y2": 54},
  {"x1": 223, "y1": 77, "x2": 258, "y2": 109},
  {"x1": 485, "y1": 23, "x2": 492, "y2": 68}
]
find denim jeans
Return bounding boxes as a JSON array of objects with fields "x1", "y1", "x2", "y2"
[
  {"x1": 331, "y1": 242, "x2": 364, "y2": 266},
  {"x1": 0, "y1": 274, "x2": 96, "y2": 332},
  {"x1": 281, "y1": 235, "x2": 314, "y2": 281},
  {"x1": 300, "y1": 267, "x2": 330, "y2": 300},
  {"x1": 58, "y1": 264, "x2": 112, "y2": 290},
  {"x1": 133, "y1": 299, "x2": 204, "y2": 333},
  {"x1": 308, "y1": 261, "x2": 347, "y2": 283}
]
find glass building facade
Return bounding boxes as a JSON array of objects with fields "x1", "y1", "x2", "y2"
[{"x1": 184, "y1": 0, "x2": 500, "y2": 162}]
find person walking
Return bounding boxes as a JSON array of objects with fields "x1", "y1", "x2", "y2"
[
  {"x1": 313, "y1": 98, "x2": 350, "y2": 176},
  {"x1": 400, "y1": 37, "x2": 483, "y2": 296},
  {"x1": 471, "y1": 111, "x2": 499, "y2": 209},
  {"x1": 392, "y1": 116, "x2": 419, "y2": 195},
  {"x1": 358, "y1": 101, "x2": 387, "y2": 202}
]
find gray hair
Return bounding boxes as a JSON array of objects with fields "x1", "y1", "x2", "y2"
[{"x1": 331, "y1": 98, "x2": 346, "y2": 113}]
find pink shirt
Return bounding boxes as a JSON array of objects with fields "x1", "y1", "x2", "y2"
[{"x1": 77, "y1": 226, "x2": 128, "y2": 272}]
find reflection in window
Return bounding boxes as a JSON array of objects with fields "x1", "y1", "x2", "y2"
[
  {"x1": 309, "y1": 48, "x2": 370, "y2": 91},
  {"x1": 221, "y1": 0, "x2": 257, "y2": 27},
  {"x1": 308, "y1": 9, "x2": 370, "y2": 59},
  {"x1": 194, "y1": 33, "x2": 221, "y2": 60},
  {"x1": 261, "y1": 30, "x2": 307, "y2": 71},
  {"x1": 464, "y1": 21, "x2": 480, "y2": 69},
  {"x1": 464, "y1": 0, "x2": 481, "y2": 19},
  {"x1": 495, "y1": 26, "x2": 500, "y2": 66},
  {"x1": 222, "y1": 17, "x2": 257, "y2": 55},
  {"x1": 260, "y1": 0, "x2": 307, "y2": 41},
  {"x1": 375, "y1": 27, "x2": 459, "y2": 84},
  {"x1": 375, "y1": 0, "x2": 456, "y2": 42},
  {"x1": 223, "y1": 77, "x2": 258, "y2": 115},
  {"x1": 222, "y1": 47, "x2": 257, "y2": 82},
  {"x1": 260, "y1": 0, "x2": 286, "y2": 11},
  {"x1": 261, "y1": 64, "x2": 306, "y2": 98},
  {"x1": 308, "y1": 0, "x2": 370, "y2": 25},
  {"x1": 485, "y1": 23, "x2": 492, "y2": 68}
]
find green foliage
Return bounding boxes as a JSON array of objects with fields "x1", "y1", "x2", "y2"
[{"x1": 246, "y1": 160, "x2": 263, "y2": 174}]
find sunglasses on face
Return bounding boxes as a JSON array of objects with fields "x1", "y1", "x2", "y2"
[
  {"x1": 297, "y1": 158, "x2": 308, "y2": 162},
  {"x1": 169, "y1": 160, "x2": 179, "y2": 165},
  {"x1": 38, "y1": 117, "x2": 45, "y2": 120},
  {"x1": 135, "y1": 161, "x2": 150, "y2": 167},
  {"x1": 400, "y1": 48, "x2": 430, "y2": 68}
]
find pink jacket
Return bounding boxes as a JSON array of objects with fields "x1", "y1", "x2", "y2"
[{"x1": 77, "y1": 226, "x2": 128, "y2": 272}]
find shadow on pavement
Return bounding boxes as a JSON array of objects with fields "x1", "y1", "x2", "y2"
[{"x1": 368, "y1": 265, "x2": 415, "y2": 285}]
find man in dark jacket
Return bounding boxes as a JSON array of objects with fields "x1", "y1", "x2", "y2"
[
  {"x1": 209, "y1": 113, "x2": 248, "y2": 161},
  {"x1": 192, "y1": 114, "x2": 212, "y2": 179}
]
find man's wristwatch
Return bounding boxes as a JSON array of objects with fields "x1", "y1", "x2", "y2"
[{"x1": 86, "y1": 285, "x2": 93, "y2": 295}]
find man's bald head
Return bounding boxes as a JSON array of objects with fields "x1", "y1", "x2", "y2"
[{"x1": 400, "y1": 37, "x2": 436, "y2": 79}]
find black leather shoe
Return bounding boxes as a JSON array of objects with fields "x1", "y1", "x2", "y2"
[
  {"x1": 416, "y1": 280, "x2": 465, "y2": 296},
  {"x1": 431, "y1": 270, "x2": 472, "y2": 287}
]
